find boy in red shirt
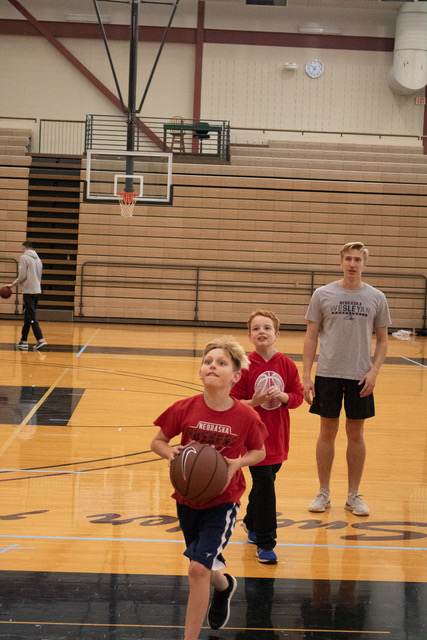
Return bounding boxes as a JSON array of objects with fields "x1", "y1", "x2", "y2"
[
  {"x1": 151, "y1": 336, "x2": 267, "y2": 640},
  {"x1": 231, "y1": 310, "x2": 303, "y2": 564}
]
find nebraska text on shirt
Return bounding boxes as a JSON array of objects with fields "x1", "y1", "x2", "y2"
[{"x1": 196, "y1": 421, "x2": 232, "y2": 434}]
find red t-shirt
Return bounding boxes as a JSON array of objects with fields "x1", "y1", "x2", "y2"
[
  {"x1": 230, "y1": 351, "x2": 303, "y2": 465},
  {"x1": 154, "y1": 394, "x2": 267, "y2": 509}
]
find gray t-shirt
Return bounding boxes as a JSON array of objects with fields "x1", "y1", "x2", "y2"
[{"x1": 305, "y1": 281, "x2": 391, "y2": 380}]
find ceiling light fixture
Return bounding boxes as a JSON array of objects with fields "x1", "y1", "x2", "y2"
[
  {"x1": 65, "y1": 13, "x2": 112, "y2": 23},
  {"x1": 298, "y1": 25, "x2": 342, "y2": 35}
]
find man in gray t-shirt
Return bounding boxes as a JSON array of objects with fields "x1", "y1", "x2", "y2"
[{"x1": 302, "y1": 242, "x2": 391, "y2": 517}]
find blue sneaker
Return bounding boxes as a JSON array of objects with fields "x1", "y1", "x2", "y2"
[
  {"x1": 256, "y1": 547, "x2": 277, "y2": 564},
  {"x1": 242, "y1": 523, "x2": 257, "y2": 544}
]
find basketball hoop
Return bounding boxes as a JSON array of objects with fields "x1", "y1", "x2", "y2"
[{"x1": 117, "y1": 192, "x2": 139, "y2": 217}]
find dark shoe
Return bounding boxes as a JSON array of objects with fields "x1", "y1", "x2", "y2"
[
  {"x1": 207, "y1": 573, "x2": 237, "y2": 630},
  {"x1": 256, "y1": 547, "x2": 277, "y2": 564},
  {"x1": 15, "y1": 340, "x2": 29, "y2": 350}
]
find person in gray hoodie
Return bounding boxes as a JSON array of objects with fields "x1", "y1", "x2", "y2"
[{"x1": 8, "y1": 241, "x2": 47, "y2": 350}]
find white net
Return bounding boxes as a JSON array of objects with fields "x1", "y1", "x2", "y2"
[{"x1": 117, "y1": 192, "x2": 139, "y2": 217}]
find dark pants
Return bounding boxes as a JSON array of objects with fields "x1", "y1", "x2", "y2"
[
  {"x1": 243, "y1": 463, "x2": 282, "y2": 551},
  {"x1": 22, "y1": 294, "x2": 43, "y2": 341}
]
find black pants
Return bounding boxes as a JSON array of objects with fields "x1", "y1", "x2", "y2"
[
  {"x1": 243, "y1": 463, "x2": 282, "y2": 551},
  {"x1": 22, "y1": 294, "x2": 43, "y2": 341}
]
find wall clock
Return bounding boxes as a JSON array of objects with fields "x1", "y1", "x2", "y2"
[{"x1": 305, "y1": 59, "x2": 324, "y2": 78}]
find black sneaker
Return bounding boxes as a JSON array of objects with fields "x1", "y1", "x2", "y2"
[
  {"x1": 207, "y1": 573, "x2": 237, "y2": 630},
  {"x1": 15, "y1": 340, "x2": 29, "y2": 350}
]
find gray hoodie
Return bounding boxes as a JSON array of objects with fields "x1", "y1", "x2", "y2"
[{"x1": 12, "y1": 249, "x2": 43, "y2": 294}]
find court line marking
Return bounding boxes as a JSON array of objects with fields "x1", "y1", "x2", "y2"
[
  {"x1": 75, "y1": 328, "x2": 101, "y2": 358},
  {"x1": 0, "y1": 534, "x2": 425, "y2": 551},
  {"x1": 0, "y1": 621, "x2": 390, "y2": 634},
  {"x1": 1, "y1": 544, "x2": 35, "y2": 553},
  {"x1": 401, "y1": 356, "x2": 427, "y2": 368},
  {"x1": 0, "y1": 368, "x2": 69, "y2": 459},
  {"x1": 0, "y1": 468, "x2": 86, "y2": 474},
  {"x1": 0, "y1": 544, "x2": 18, "y2": 553},
  {"x1": 43, "y1": 434, "x2": 78, "y2": 437}
]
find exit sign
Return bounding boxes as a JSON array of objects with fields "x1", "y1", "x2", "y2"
[{"x1": 415, "y1": 97, "x2": 426, "y2": 105}]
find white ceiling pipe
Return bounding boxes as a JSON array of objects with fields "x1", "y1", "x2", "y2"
[{"x1": 388, "y1": 1, "x2": 427, "y2": 96}]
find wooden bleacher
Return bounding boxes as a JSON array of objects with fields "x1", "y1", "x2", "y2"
[
  {"x1": 0, "y1": 128, "x2": 31, "y2": 313},
  {"x1": 76, "y1": 139, "x2": 427, "y2": 329}
]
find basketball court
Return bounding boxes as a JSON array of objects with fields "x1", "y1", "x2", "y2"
[
  {"x1": 0, "y1": 320, "x2": 426, "y2": 639},
  {"x1": 1, "y1": 0, "x2": 426, "y2": 637}
]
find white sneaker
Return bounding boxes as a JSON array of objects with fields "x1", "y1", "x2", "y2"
[
  {"x1": 33, "y1": 338, "x2": 47, "y2": 350},
  {"x1": 15, "y1": 340, "x2": 29, "y2": 350},
  {"x1": 308, "y1": 490, "x2": 331, "y2": 512},
  {"x1": 345, "y1": 492, "x2": 370, "y2": 516}
]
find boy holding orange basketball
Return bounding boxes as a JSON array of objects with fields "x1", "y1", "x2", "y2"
[
  {"x1": 230, "y1": 309, "x2": 303, "y2": 564},
  {"x1": 151, "y1": 336, "x2": 267, "y2": 640}
]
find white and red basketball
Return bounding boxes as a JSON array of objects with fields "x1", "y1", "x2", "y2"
[{"x1": 254, "y1": 371, "x2": 284, "y2": 410}]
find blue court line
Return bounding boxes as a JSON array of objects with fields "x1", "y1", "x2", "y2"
[
  {"x1": 0, "y1": 534, "x2": 425, "y2": 551},
  {"x1": 402, "y1": 356, "x2": 427, "y2": 368},
  {"x1": 75, "y1": 345, "x2": 88, "y2": 358},
  {"x1": 0, "y1": 544, "x2": 18, "y2": 553}
]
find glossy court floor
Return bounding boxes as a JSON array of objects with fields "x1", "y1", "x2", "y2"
[{"x1": 0, "y1": 320, "x2": 426, "y2": 640}]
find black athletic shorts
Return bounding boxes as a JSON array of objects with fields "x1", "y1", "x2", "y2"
[
  {"x1": 177, "y1": 501, "x2": 239, "y2": 571},
  {"x1": 309, "y1": 376, "x2": 375, "y2": 420}
]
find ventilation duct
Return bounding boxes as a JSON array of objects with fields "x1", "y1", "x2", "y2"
[{"x1": 388, "y1": 1, "x2": 427, "y2": 96}]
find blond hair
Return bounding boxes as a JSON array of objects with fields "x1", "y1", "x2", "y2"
[
  {"x1": 247, "y1": 309, "x2": 280, "y2": 333},
  {"x1": 203, "y1": 335, "x2": 250, "y2": 371},
  {"x1": 340, "y1": 241, "x2": 369, "y2": 263}
]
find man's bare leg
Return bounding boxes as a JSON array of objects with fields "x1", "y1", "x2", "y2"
[
  {"x1": 316, "y1": 417, "x2": 340, "y2": 490},
  {"x1": 345, "y1": 418, "x2": 366, "y2": 493}
]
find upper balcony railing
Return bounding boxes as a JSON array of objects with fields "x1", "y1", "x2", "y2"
[{"x1": 31, "y1": 116, "x2": 426, "y2": 156}]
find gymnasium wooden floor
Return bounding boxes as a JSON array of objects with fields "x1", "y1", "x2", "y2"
[{"x1": 0, "y1": 319, "x2": 426, "y2": 640}]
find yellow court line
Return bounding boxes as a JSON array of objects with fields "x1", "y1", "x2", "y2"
[
  {"x1": 0, "y1": 368, "x2": 69, "y2": 459},
  {"x1": 0, "y1": 622, "x2": 390, "y2": 634}
]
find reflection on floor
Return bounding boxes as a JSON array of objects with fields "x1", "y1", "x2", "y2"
[
  {"x1": 0, "y1": 386, "x2": 85, "y2": 426},
  {"x1": 0, "y1": 571, "x2": 426, "y2": 639}
]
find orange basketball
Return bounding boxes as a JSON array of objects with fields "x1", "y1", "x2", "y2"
[
  {"x1": 0, "y1": 286, "x2": 12, "y2": 299},
  {"x1": 170, "y1": 442, "x2": 228, "y2": 502}
]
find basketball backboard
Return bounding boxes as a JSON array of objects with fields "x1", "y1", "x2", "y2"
[{"x1": 85, "y1": 150, "x2": 173, "y2": 203}]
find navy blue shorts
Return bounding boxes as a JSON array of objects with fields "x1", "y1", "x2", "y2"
[
  {"x1": 309, "y1": 376, "x2": 375, "y2": 420},
  {"x1": 177, "y1": 501, "x2": 239, "y2": 570}
]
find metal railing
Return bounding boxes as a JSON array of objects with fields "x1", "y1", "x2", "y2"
[
  {"x1": 34, "y1": 117, "x2": 425, "y2": 156},
  {"x1": 85, "y1": 114, "x2": 231, "y2": 160},
  {"x1": 39, "y1": 119, "x2": 86, "y2": 155},
  {"x1": 78, "y1": 261, "x2": 427, "y2": 332},
  {"x1": 230, "y1": 125, "x2": 426, "y2": 141}
]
